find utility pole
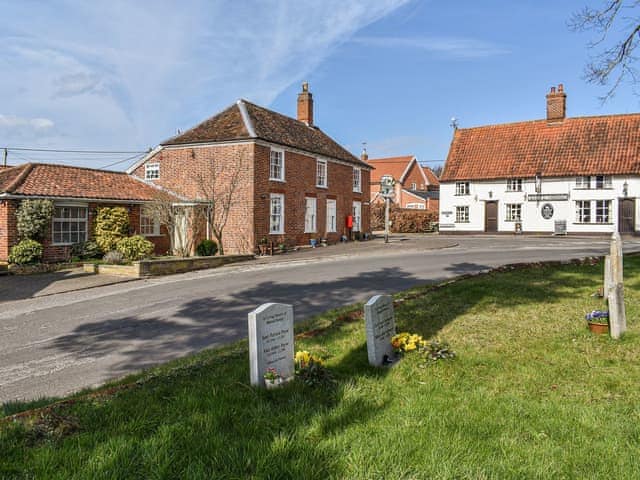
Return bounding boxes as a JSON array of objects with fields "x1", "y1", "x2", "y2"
[{"x1": 2, "y1": 148, "x2": 7, "y2": 167}]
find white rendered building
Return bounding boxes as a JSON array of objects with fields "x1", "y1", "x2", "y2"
[{"x1": 439, "y1": 84, "x2": 639, "y2": 235}]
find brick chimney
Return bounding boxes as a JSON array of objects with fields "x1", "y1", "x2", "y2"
[
  {"x1": 546, "y1": 84, "x2": 566, "y2": 123},
  {"x1": 297, "y1": 82, "x2": 313, "y2": 126}
]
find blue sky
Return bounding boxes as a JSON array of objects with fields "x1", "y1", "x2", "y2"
[{"x1": 0, "y1": 0, "x2": 637, "y2": 170}]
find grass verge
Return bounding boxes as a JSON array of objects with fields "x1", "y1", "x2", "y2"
[{"x1": 2, "y1": 257, "x2": 639, "y2": 479}]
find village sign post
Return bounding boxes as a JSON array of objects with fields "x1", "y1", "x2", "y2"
[{"x1": 380, "y1": 174, "x2": 395, "y2": 244}]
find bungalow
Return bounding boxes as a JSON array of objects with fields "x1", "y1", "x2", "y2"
[
  {"x1": 439, "y1": 84, "x2": 640, "y2": 235},
  {"x1": 0, "y1": 163, "x2": 173, "y2": 262},
  {"x1": 368, "y1": 155, "x2": 439, "y2": 212},
  {"x1": 127, "y1": 83, "x2": 372, "y2": 252}
]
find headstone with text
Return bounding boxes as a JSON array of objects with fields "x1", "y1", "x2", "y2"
[
  {"x1": 248, "y1": 303, "x2": 295, "y2": 387},
  {"x1": 364, "y1": 295, "x2": 397, "y2": 366}
]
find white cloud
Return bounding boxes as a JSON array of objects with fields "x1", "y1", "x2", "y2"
[
  {"x1": 353, "y1": 35, "x2": 510, "y2": 58},
  {"x1": 0, "y1": 114, "x2": 54, "y2": 130},
  {"x1": 0, "y1": 0, "x2": 410, "y2": 156}
]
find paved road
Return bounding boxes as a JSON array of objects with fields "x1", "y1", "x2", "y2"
[{"x1": 2, "y1": 235, "x2": 639, "y2": 402}]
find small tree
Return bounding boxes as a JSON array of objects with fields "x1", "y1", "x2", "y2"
[
  {"x1": 94, "y1": 207, "x2": 130, "y2": 252},
  {"x1": 16, "y1": 199, "x2": 54, "y2": 241},
  {"x1": 145, "y1": 199, "x2": 206, "y2": 257},
  {"x1": 194, "y1": 150, "x2": 249, "y2": 255}
]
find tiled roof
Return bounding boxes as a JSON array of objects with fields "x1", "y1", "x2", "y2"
[
  {"x1": 422, "y1": 167, "x2": 440, "y2": 186},
  {"x1": 368, "y1": 156, "x2": 415, "y2": 183},
  {"x1": 162, "y1": 100, "x2": 368, "y2": 167},
  {"x1": 441, "y1": 113, "x2": 640, "y2": 181},
  {"x1": 404, "y1": 189, "x2": 439, "y2": 200},
  {"x1": 0, "y1": 163, "x2": 177, "y2": 202}
]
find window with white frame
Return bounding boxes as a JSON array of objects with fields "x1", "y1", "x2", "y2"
[
  {"x1": 352, "y1": 201, "x2": 362, "y2": 232},
  {"x1": 575, "y1": 176, "x2": 590, "y2": 189},
  {"x1": 595, "y1": 200, "x2": 611, "y2": 223},
  {"x1": 575, "y1": 200, "x2": 591, "y2": 223},
  {"x1": 316, "y1": 159, "x2": 327, "y2": 187},
  {"x1": 411, "y1": 182, "x2": 417, "y2": 190},
  {"x1": 52, "y1": 205, "x2": 88, "y2": 245},
  {"x1": 455, "y1": 206, "x2": 469, "y2": 223},
  {"x1": 145, "y1": 163, "x2": 160, "y2": 180},
  {"x1": 140, "y1": 207, "x2": 161, "y2": 236},
  {"x1": 455, "y1": 181, "x2": 470, "y2": 196},
  {"x1": 353, "y1": 168, "x2": 361, "y2": 192},
  {"x1": 506, "y1": 178, "x2": 523, "y2": 191},
  {"x1": 304, "y1": 197, "x2": 317, "y2": 233},
  {"x1": 595, "y1": 175, "x2": 612, "y2": 189},
  {"x1": 269, "y1": 148, "x2": 285, "y2": 181},
  {"x1": 505, "y1": 203, "x2": 522, "y2": 221},
  {"x1": 270, "y1": 193, "x2": 284, "y2": 233},
  {"x1": 326, "y1": 199, "x2": 337, "y2": 233}
]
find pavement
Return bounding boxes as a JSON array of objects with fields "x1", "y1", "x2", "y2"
[
  {"x1": 2, "y1": 234, "x2": 640, "y2": 403},
  {"x1": 0, "y1": 234, "x2": 456, "y2": 302}
]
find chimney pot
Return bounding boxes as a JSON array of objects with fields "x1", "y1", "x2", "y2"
[
  {"x1": 558, "y1": 83, "x2": 564, "y2": 92},
  {"x1": 297, "y1": 82, "x2": 313, "y2": 126}
]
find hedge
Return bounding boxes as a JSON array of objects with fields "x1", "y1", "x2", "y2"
[{"x1": 371, "y1": 203, "x2": 438, "y2": 233}]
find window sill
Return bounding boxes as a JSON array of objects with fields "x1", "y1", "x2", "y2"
[
  {"x1": 269, "y1": 178, "x2": 286, "y2": 183},
  {"x1": 269, "y1": 231, "x2": 285, "y2": 235},
  {"x1": 142, "y1": 233, "x2": 162, "y2": 238},
  {"x1": 316, "y1": 185, "x2": 328, "y2": 189},
  {"x1": 353, "y1": 190, "x2": 362, "y2": 194}
]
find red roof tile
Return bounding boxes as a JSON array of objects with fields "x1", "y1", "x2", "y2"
[
  {"x1": 163, "y1": 100, "x2": 369, "y2": 167},
  {"x1": 422, "y1": 167, "x2": 440, "y2": 186},
  {"x1": 367, "y1": 156, "x2": 415, "y2": 183},
  {"x1": 441, "y1": 114, "x2": 640, "y2": 181},
  {"x1": 0, "y1": 163, "x2": 177, "y2": 202}
]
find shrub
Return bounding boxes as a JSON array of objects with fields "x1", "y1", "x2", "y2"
[
  {"x1": 94, "y1": 207, "x2": 129, "y2": 252},
  {"x1": 8, "y1": 239, "x2": 43, "y2": 265},
  {"x1": 102, "y1": 250, "x2": 125, "y2": 265},
  {"x1": 70, "y1": 241, "x2": 102, "y2": 260},
  {"x1": 116, "y1": 235, "x2": 154, "y2": 261},
  {"x1": 196, "y1": 239, "x2": 218, "y2": 256},
  {"x1": 371, "y1": 203, "x2": 438, "y2": 233},
  {"x1": 16, "y1": 199, "x2": 54, "y2": 241}
]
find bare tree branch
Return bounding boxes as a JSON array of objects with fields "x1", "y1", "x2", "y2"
[{"x1": 570, "y1": 0, "x2": 640, "y2": 101}]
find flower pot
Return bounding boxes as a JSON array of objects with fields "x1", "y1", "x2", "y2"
[
  {"x1": 588, "y1": 322, "x2": 609, "y2": 335},
  {"x1": 265, "y1": 377, "x2": 284, "y2": 389}
]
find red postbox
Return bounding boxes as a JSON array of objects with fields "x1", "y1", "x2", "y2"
[{"x1": 346, "y1": 215, "x2": 353, "y2": 229}]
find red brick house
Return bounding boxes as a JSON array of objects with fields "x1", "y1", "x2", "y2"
[
  {"x1": 368, "y1": 155, "x2": 439, "y2": 212},
  {"x1": 127, "y1": 83, "x2": 372, "y2": 253},
  {"x1": 0, "y1": 163, "x2": 173, "y2": 262}
]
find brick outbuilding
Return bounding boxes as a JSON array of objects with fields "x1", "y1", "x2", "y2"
[{"x1": 0, "y1": 163, "x2": 173, "y2": 262}]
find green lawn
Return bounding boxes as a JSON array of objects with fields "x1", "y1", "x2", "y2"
[{"x1": 2, "y1": 257, "x2": 640, "y2": 479}]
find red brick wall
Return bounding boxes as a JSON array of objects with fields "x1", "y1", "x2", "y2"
[
  {"x1": 132, "y1": 143, "x2": 255, "y2": 254},
  {"x1": 0, "y1": 200, "x2": 18, "y2": 262},
  {"x1": 134, "y1": 141, "x2": 371, "y2": 253},
  {"x1": 253, "y1": 144, "x2": 370, "y2": 246}
]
